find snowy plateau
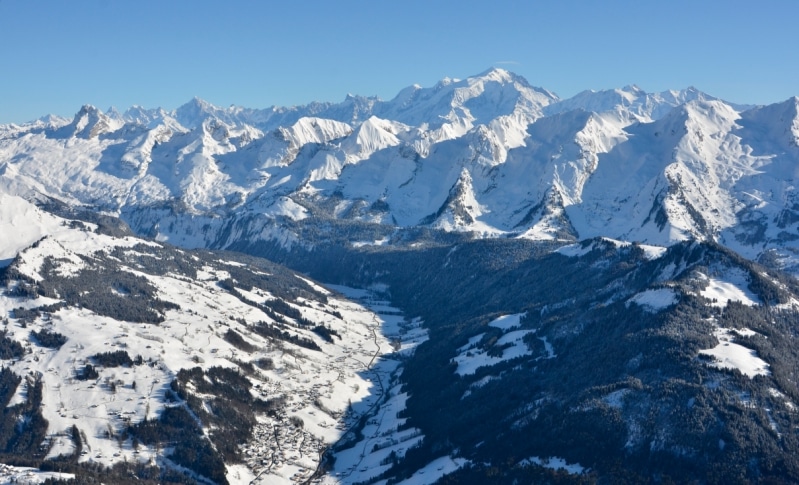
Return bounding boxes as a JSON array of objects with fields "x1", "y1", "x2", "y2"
[{"x1": 2, "y1": 69, "x2": 799, "y2": 483}]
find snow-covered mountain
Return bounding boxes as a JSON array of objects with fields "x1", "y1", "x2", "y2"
[
  {"x1": 4, "y1": 69, "x2": 799, "y2": 483},
  {"x1": 2, "y1": 69, "x2": 797, "y2": 271}
]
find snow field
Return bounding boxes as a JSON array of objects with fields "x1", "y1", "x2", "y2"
[
  {"x1": 699, "y1": 328, "x2": 770, "y2": 378},
  {"x1": 489, "y1": 313, "x2": 525, "y2": 331},
  {"x1": 628, "y1": 288, "x2": 678, "y2": 312},
  {"x1": 0, "y1": 463, "x2": 73, "y2": 484},
  {"x1": 452, "y1": 313, "x2": 551, "y2": 376},
  {"x1": 557, "y1": 238, "x2": 667, "y2": 260},
  {"x1": 520, "y1": 456, "x2": 586, "y2": 475},
  {"x1": 316, "y1": 286, "x2": 440, "y2": 485},
  {"x1": 698, "y1": 269, "x2": 759, "y2": 307}
]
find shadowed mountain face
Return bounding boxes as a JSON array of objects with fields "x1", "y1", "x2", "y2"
[{"x1": 250, "y1": 235, "x2": 799, "y2": 483}]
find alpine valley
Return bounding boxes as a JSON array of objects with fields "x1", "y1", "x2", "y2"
[{"x1": 2, "y1": 68, "x2": 799, "y2": 484}]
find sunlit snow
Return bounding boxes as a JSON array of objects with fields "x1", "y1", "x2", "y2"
[
  {"x1": 0, "y1": 197, "x2": 437, "y2": 484},
  {"x1": 699, "y1": 328, "x2": 770, "y2": 377},
  {"x1": 699, "y1": 270, "x2": 759, "y2": 307}
]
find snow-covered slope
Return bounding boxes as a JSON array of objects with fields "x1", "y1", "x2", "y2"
[{"x1": 0, "y1": 193, "x2": 427, "y2": 484}]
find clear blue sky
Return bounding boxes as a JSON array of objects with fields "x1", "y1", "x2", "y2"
[{"x1": 1, "y1": 0, "x2": 797, "y2": 124}]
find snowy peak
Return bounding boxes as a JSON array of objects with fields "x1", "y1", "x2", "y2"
[
  {"x1": 425, "y1": 168, "x2": 490, "y2": 232},
  {"x1": 676, "y1": 98, "x2": 740, "y2": 128},
  {"x1": 458, "y1": 67, "x2": 558, "y2": 121},
  {"x1": 515, "y1": 188, "x2": 578, "y2": 241},
  {"x1": 571, "y1": 98, "x2": 750, "y2": 246},
  {"x1": 329, "y1": 93, "x2": 381, "y2": 125},
  {"x1": 387, "y1": 83, "x2": 424, "y2": 111},
  {"x1": 644, "y1": 99, "x2": 740, "y2": 153},
  {"x1": 0, "y1": 193, "x2": 65, "y2": 264},
  {"x1": 278, "y1": 117, "x2": 352, "y2": 147},
  {"x1": 174, "y1": 96, "x2": 229, "y2": 129},
  {"x1": 476, "y1": 66, "x2": 518, "y2": 82},
  {"x1": 121, "y1": 105, "x2": 178, "y2": 130},
  {"x1": 738, "y1": 96, "x2": 799, "y2": 150},
  {"x1": 380, "y1": 68, "x2": 557, "y2": 131},
  {"x1": 341, "y1": 116, "x2": 405, "y2": 160},
  {"x1": 201, "y1": 117, "x2": 232, "y2": 143},
  {"x1": 104, "y1": 106, "x2": 123, "y2": 122},
  {"x1": 56, "y1": 104, "x2": 122, "y2": 139}
]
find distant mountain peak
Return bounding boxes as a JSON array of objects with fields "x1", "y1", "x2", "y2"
[
  {"x1": 54, "y1": 104, "x2": 120, "y2": 139},
  {"x1": 476, "y1": 66, "x2": 515, "y2": 82},
  {"x1": 621, "y1": 84, "x2": 644, "y2": 92}
]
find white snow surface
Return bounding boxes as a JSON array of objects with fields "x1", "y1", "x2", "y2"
[
  {"x1": 628, "y1": 288, "x2": 678, "y2": 312},
  {"x1": 489, "y1": 312, "x2": 526, "y2": 330},
  {"x1": 0, "y1": 193, "x2": 67, "y2": 265},
  {"x1": 453, "y1": 313, "x2": 540, "y2": 376},
  {"x1": 0, "y1": 196, "x2": 434, "y2": 484},
  {"x1": 700, "y1": 328, "x2": 770, "y2": 377},
  {"x1": 521, "y1": 456, "x2": 586, "y2": 475},
  {"x1": 557, "y1": 238, "x2": 666, "y2": 260},
  {"x1": 0, "y1": 464, "x2": 73, "y2": 484},
  {"x1": 394, "y1": 456, "x2": 470, "y2": 485},
  {"x1": 316, "y1": 286, "x2": 441, "y2": 485},
  {"x1": 699, "y1": 269, "x2": 760, "y2": 307}
]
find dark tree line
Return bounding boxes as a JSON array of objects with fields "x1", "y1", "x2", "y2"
[
  {"x1": 251, "y1": 321, "x2": 321, "y2": 351},
  {"x1": 223, "y1": 329, "x2": 256, "y2": 353},
  {"x1": 0, "y1": 369, "x2": 49, "y2": 464},
  {"x1": 91, "y1": 350, "x2": 141, "y2": 367},
  {"x1": 128, "y1": 365, "x2": 286, "y2": 483},
  {"x1": 30, "y1": 329, "x2": 67, "y2": 349},
  {"x1": 0, "y1": 331, "x2": 24, "y2": 360},
  {"x1": 130, "y1": 405, "x2": 227, "y2": 484}
]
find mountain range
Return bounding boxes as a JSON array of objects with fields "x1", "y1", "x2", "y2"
[
  {"x1": 3, "y1": 68, "x2": 798, "y2": 269},
  {"x1": 2, "y1": 69, "x2": 799, "y2": 484}
]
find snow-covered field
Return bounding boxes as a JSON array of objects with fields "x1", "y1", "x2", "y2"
[
  {"x1": 451, "y1": 313, "x2": 554, "y2": 378},
  {"x1": 520, "y1": 456, "x2": 587, "y2": 475},
  {"x1": 1, "y1": 257, "x2": 395, "y2": 483},
  {"x1": 0, "y1": 464, "x2": 73, "y2": 485},
  {"x1": 695, "y1": 269, "x2": 768, "y2": 378},
  {"x1": 557, "y1": 238, "x2": 667, "y2": 261},
  {"x1": 318, "y1": 286, "x2": 437, "y2": 484},
  {"x1": 699, "y1": 269, "x2": 760, "y2": 307},
  {"x1": 700, "y1": 327, "x2": 770, "y2": 378}
]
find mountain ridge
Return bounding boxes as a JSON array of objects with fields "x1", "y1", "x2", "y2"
[
  {"x1": 2, "y1": 68, "x2": 799, "y2": 257},
  {"x1": 1, "y1": 68, "x2": 798, "y2": 272}
]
